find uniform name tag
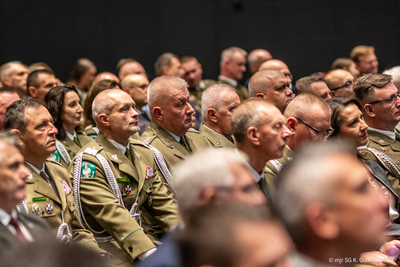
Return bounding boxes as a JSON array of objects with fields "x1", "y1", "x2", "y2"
[
  {"x1": 33, "y1": 197, "x2": 47, "y2": 202},
  {"x1": 116, "y1": 178, "x2": 130, "y2": 182}
]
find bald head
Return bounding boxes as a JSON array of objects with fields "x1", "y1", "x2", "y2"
[
  {"x1": 118, "y1": 61, "x2": 146, "y2": 80},
  {"x1": 121, "y1": 74, "x2": 149, "y2": 110},
  {"x1": 324, "y1": 69, "x2": 355, "y2": 98},
  {"x1": 249, "y1": 70, "x2": 292, "y2": 113},
  {"x1": 247, "y1": 49, "x2": 273, "y2": 74},
  {"x1": 259, "y1": 59, "x2": 291, "y2": 83},
  {"x1": 93, "y1": 72, "x2": 120, "y2": 85}
]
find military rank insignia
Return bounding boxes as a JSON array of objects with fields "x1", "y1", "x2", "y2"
[
  {"x1": 61, "y1": 180, "x2": 71, "y2": 195},
  {"x1": 145, "y1": 165, "x2": 154, "y2": 179},
  {"x1": 81, "y1": 161, "x2": 96, "y2": 178},
  {"x1": 49, "y1": 150, "x2": 61, "y2": 162},
  {"x1": 380, "y1": 147, "x2": 389, "y2": 152}
]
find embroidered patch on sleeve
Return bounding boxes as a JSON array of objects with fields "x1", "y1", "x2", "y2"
[
  {"x1": 81, "y1": 161, "x2": 96, "y2": 178},
  {"x1": 49, "y1": 150, "x2": 61, "y2": 162},
  {"x1": 145, "y1": 165, "x2": 154, "y2": 179}
]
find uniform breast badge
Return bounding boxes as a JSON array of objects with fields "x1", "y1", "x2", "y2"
[
  {"x1": 32, "y1": 204, "x2": 40, "y2": 215},
  {"x1": 81, "y1": 161, "x2": 96, "y2": 178},
  {"x1": 145, "y1": 165, "x2": 154, "y2": 179},
  {"x1": 61, "y1": 180, "x2": 71, "y2": 195},
  {"x1": 45, "y1": 204, "x2": 53, "y2": 214}
]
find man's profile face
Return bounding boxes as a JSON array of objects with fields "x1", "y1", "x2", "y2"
[
  {"x1": 127, "y1": 76, "x2": 149, "y2": 109},
  {"x1": 330, "y1": 154, "x2": 389, "y2": 251},
  {"x1": 264, "y1": 73, "x2": 293, "y2": 113},
  {"x1": 19, "y1": 106, "x2": 58, "y2": 159},
  {"x1": 182, "y1": 60, "x2": 203, "y2": 88},
  {"x1": 257, "y1": 107, "x2": 292, "y2": 160},
  {"x1": 8, "y1": 64, "x2": 29, "y2": 92},
  {"x1": 166, "y1": 57, "x2": 184, "y2": 78},
  {"x1": 0, "y1": 92, "x2": 20, "y2": 131},
  {"x1": 0, "y1": 143, "x2": 30, "y2": 212},
  {"x1": 367, "y1": 83, "x2": 400, "y2": 128},
  {"x1": 357, "y1": 53, "x2": 378, "y2": 75},
  {"x1": 107, "y1": 91, "x2": 140, "y2": 137},
  {"x1": 32, "y1": 73, "x2": 57, "y2": 101},
  {"x1": 214, "y1": 91, "x2": 240, "y2": 137},
  {"x1": 310, "y1": 81, "x2": 332, "y2": 101},
  {"x1": 225, "y1": 52, "x2": 246, "y2": 81},
  {"x1": 160, "y1": 87, "x2": 194, "y2": 136}
]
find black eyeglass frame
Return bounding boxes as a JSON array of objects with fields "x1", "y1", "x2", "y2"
[
  {"x1": 331, "y1": 81, "x2": 352, "y2": 91},
  {"x1": 368, "y1": 92, "x2": 400, "y2": 105},
  {"x1": 295, "y1": 117, "x2": 334, "y2": 138}
]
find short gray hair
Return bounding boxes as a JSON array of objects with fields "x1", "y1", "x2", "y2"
[
  {"x1": 284, "y1": 93, "x2": 331, "y2": 121},
  {"x1": 147, "y1": 75, "x2": 188, "y2": 115},
  {"x1": 201, "y1": 84, "x2": 236, "y2": 120},
  {"x1": 0, "y1": 132, "x2": 22, "y2": 163},
  {"x1": 383, "y1": 66, "x2": 400, "y2": 88},
  {"x1": 273, "y1": 141, "x2": 353, "y2": 246},
  {"x1": 172, "y1": 149, "x2": 246, "y2": 212},
  {"x1": 92, "y1": 89, "x2": 118, "y2": 126},
  {"x1": 220, "y1": 47, "x2": 247, "y2": 69},
  {"x1": 231, "y1": 98, "x2": 273, "y2": 144},
  {"x1": 294, "y1": 76, "x2": 324, "y2": 96},
  {"x1": 154, "y1": 52, "x2": 179, "y2": 77}
]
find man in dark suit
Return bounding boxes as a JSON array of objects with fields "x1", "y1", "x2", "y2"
[{"x1": 0, "y1": 132, "x2": 51, "y2": 255}]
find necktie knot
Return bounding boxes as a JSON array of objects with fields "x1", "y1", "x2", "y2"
[{"x1": 179, "y1": 137, "x2": 192, "y2": 153}]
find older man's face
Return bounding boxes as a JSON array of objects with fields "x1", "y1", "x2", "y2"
[
  {"x1": 161, "y1": 87, "x2": 194, "y2": 136},
  {"x1": 7, "y1": 64, "x2": 29, "y2": 92},
  {"x1": 182, "y1": 60, "x2": 203, "y2": 88},
  {"x1": 225, "y1": 52, "x2": 246, "y2": 81},
  {"x1": 357, "y1": 53, "x2": 378, "y2": 75}
]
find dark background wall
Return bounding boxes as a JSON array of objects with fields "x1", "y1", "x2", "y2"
[{"x1": 1, "y1": 0, "x2": 399, "y2": 83}]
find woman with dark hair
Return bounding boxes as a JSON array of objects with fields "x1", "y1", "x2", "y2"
[
  {"x1": 45, "y1": 85, "x2": 93, "y2": 168},
  {"x1": 328, "y1": 97, "x2": 400, "y2": 222},
  {"x1": 83, "y1": 79, "x2": 121, "y2": 139},
  {"x1": 67, "y1": 58, "x2": 97, "y2": 105}
]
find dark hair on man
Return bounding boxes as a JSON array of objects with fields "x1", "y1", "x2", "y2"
[
  {"x1": 116, "y1": 58, "x2": 137, "y2": 74},
  {"x1": 26, "y1": 69, "x2": 55, "y2": 97},
  {"x1": 331, "y1": 57, "x2": 354, "y2": 70},
  {"x1": 3, "y1": 98, "x2": 43, "y2": 132},
  {"x1": 327, "y1": 97, "x2": 363, "y2": 138},
  {"x1": 44, "y1": 85, "x2": 80, "y2": 140},
  {"x1": 179, "y1": 203, "x2": 274, "y2": 267},
  {"x1": 353, "y1": 73, "x2": 392, "y2": 104},
  {"x1": 84, "y1": 80, "x2": 120, "y2": 127},
  {"x1": 154, "y1": 52, "x2": 179, "y2": 77},
  {"x1": 68, "y1": 58, "x2": 95, "y2": 83},
  {"x1": 0, "y1": 86, "x2": 17, "y2": 95},
  {"x1": 294, "y1": 76, "x2": 324, "y2": 96}
]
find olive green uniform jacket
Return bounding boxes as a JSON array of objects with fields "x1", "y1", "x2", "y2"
[
  {"x1": 24, "y1": 160, "x2": 102, "y2": 252},
  {"x1": 217, "y1": 79, "x2": 249, "y2": 102},
  {"x1": 140, "y1": 120, "x2": 211, "y2": 173},
  {"x1": 69, "y1": 132, "x2": 179, "y2": 265},
  {"x1": 198, "y1": 123, "x2": 235, "y2": 149},
  {"x1": 50, "y1": 132, "x2": 94, "y2": 169},
  {"x1": 84, "y1": 125, "x2": 140, "y2": 141},
  {"x1": 362, "y1": 129, "x2": 400, "y2": 196}
]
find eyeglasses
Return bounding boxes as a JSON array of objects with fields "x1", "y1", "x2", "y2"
[
  {"x1": 295, "y1": 117, "x2": 334, "y2": 138},
  {"x1": 368, "y1": 92, "x2": 400, "y2": 105},
  {"x1": 331, "y1": 81, "x2": 352, "y2": 91},
  {"x1": 284, "y1": 73, "x2": 293, "y2": 80}
]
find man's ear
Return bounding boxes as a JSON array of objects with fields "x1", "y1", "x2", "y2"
[
  {"x1": 196, "y1": 187, "x2": 217, "y2": 207},
  {"x1": 247, "y1": 126, "x2": 260, "y2": 146},
  {"x1": 363, "y1": 104, "x2": 375, "y2": 118},
  {"x1": 153, "y1": 106, "x2": 163, "y2": 121},
  {"x1": 10, "y1": 129, "x2": 24, "y2": 148},
  {"x1": 28, "y1": 86, "x2": 37, "y2": 98},
  {"x1": 255, "y1": 93, "x2": 265, "y2": 99},
  {"x1": 329, "y1": 90, "x2": 335, "y2": 98},
  {"x1": 305, "y1": 203, "x2": 340, "y2": 240},
  {"x1": 207, "y1": 108, "x2": 217, "y2": 124},
  {"x1": 123, "y1": 86, "x2": 130, "y2": 94},
  {"x1": 287, "y1": 117, "x2": 297, "y2": 132},
  {"x1": 3, "y1": 77, "x2": 13, "y2": 87},
  {"x1": 98, "y1": 114, "x2": 109, "y2": 126}
]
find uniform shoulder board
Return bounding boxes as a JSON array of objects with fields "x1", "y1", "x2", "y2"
[
  {"x1": 83, "y1": 146, "x2": 100, "y2": 156},
  {"x1": 141, "y1": 134, "x2": 156, "y2": 145},
  {"x1": 46, "y1": 159, "x2": 65, "y2": 168},
  {"x1": 131, "y1": 139, "x2": 150, "y2": 148},
  {"x1": 187, "y1": 128, "x2": 201, "y2": 134}
]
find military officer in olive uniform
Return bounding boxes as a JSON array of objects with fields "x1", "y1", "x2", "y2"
[
  {"x1": 231, "y1": 99, "x2": 292, "y2": 201},
  {"x1": 70, "y1": 89, "x2": 179, "y2": 266},
  {"x1": 140, "y1": 75, "x2": 210, "y2": 173},
  {"x1": 217, "y1": 47, "x2": 249, "y2": 102},
  {"x1": 198, "y1": 84, "x2": 239, "y2": 149},
  {"x1": 3, "y1": 99, "x2": 104, "y2": 253},
  {"x1": 354, "y1": 73, "x2": 400, "y2": 195}
]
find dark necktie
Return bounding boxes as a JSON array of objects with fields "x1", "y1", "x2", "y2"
[
  {"x1": 179, "y1": 137, "x2": 192, "y2": 153},
  {"x1": 40, "y1": 170, "x2": 60, "y2": 200},
  {"x1": 396, "y1": 133, "x2": 400, "y2": 142},
  {"x1": 125, "y1": 148, "x2": 133, "y2": 162},
  {"x1": 9, "y1": 217, "x2": 27, "y2": 242},
  {"x1": 73, "y1": 136, "x2": 81, "y2": 147}
]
